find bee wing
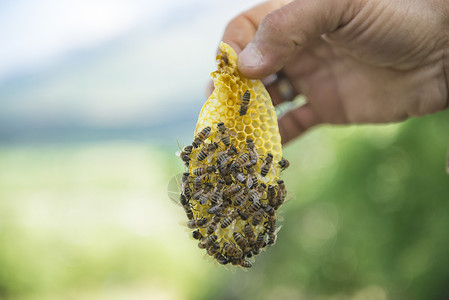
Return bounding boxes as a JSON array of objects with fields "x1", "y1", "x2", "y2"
[
  {"x1": 274, "y1": 224, "x2": 283, "y2": 235},
  {"x1": 246, "y1": 176, "x2": 253, "y2": 189},
  {"x1": 167, "y1": 173, "x2": 183, "y2": 206},
  {"x1": 276, "y1": 213, "x2": 285, "y2": 222},
  {"x1": 284, "y1": 189, "x2": 296, "y2": 204}
]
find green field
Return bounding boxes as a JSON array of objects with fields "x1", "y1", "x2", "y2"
[{"x1": 1, "y1": 111, "x2": 449, "y2": 300}]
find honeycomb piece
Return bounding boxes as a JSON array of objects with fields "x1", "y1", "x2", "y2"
[
  {"x1": 177, "y1": 42, "x2": 289, "y2": 268},
  {"x1": 195, "y1": 42, "x2": 282, "y2": 184}
]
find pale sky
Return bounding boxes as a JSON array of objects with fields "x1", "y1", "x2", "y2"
[
  {"x1": 0, "y1": 0, "x2": 261, "y2": 127},
  {"x1": 0, "y1": 0, "x2": 173, "y2": 80}
]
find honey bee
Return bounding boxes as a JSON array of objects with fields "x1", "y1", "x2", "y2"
[
  {"x1": 183, "y1": 185, "x2": 192, "y2": 200},
  {"x1": 239, "y1": 90, "x2": 251, "y2": 116},
  {"x1": 210, "y1": 179, "x2": 225, "y2": 205},
  {"x1": 241, "y1": 200, "x2": 261, "y2": 220},
  {"x1": 218, "y1": 162, "x2": 234, "y2": 185},
  {"x1": 221, "y1": 210, "x2": 239, "y2": 228},
  {"x1": 233, "y1": 232, "x2": 249, "y2": 251},
  {"x1": 217, "y1": 122, "x2": 231, "y2": 147},
  {"x1": 223, "y1": 184, "x2": 242, "y2": 199},
  {"x1": 198, "y1": 234, "x2": 217, "y2": 249},
  {"x1": 214, "y1": 252, "x2": 229, "y2": 265},
  {"x1": 233, "y1": 188, "x2": 248, "y2": 206},
  {"x1": 207, "y1": 203, "x2": 225, "y2": 215},
  {"x1": 248, "y1": 183, "x2": 266, "y2": 204},
  {"x1": 251, "y1": 208, "x2": 265, "y2": 226},
  {"x1": 245, "y1": 165, "x2": 259, "y2": 189},
  {"x1": 206, "y1": 242, "x2": 220, "y2": 256},
  {"x1": 192, "y1": 175, "x2": 204, "y2": 193},
  {"x1": 184, "y1": 205, "x2": 194, "y2": 220},
  {"x1": 217, "y1": 146, "x2": 238, "y2": 166},
  {"x1": 267, "y1": 229, "x2": 277, "y2": 245},
  {"x1": 240, "y1": 259, "x2": 252, "y2": 268},
  {"x1": 197, "y1": 192, "x2": 210, "y2": 205},
  {"x1": 178, "y1": 194, "x2": 194, "y2": 220},
  {"x1": 224, "y1": 242, "x2": 243, "y2": 257},
  {"x1": 266, "y1": 214, "x2": 277, "y2": 231},
  {"x1": 254, "y1": 232, "x2": 266, "y2": 252},
  {"x1": 222, "y1": 172, "x2": 234, "y2": 186},
  {"x1": 276, "y1": 180, "x2": 286, "y2": 208},
  {"x1": 187, "y1": 217, "x2": 207, "y2": 229},
  {"x1": 231, "y1": 165, "x2": 246, "y2": 183},
  {"x1": 264, "y1": 205, "x2": 276, "y2": 217},
  {"x1": 260, "y1": 153, "x2": 273, "y2": 177},
  {"x1": 192, "y1": 126, "x2": 211, "y2": 148},
  {"x1": 192, "y1": 166, "x2": 216, "y2": 176},
  {"x1": 278, "y1": 158, "x2": 290, "y2": 171},
  {"x1": 197, "y1": 142, "x2": 219, "y2": 161},
  {"x1": 246, "y1": 139, "x2": 258, "y2": 166},
  {"x1": 229, "y1": 257, "x2": 243, "y2": 266},
  {"x1": 244, "y1": 224, "x2": 256, "y2": 245},
  {"x1": 233, "y1": 153, "x2": 249, "y2": 168},
  {"x1": 207, "y1": 216, "x2": 221, "y2": 235},
  {"x1": 179, "y1": 194, "x2": 188, "y2": 206},
  {"x1": 192, "y1": 230, "x2": 203, "y2": 240},
  {"x1": 181, "y1": 171, "x2": 190, "y2": 187},
  {"x1": 192, "y1": 182, "x2": 213, "y2": 204},
  {"x1": 180, "y1": 145, "x2": 193, "y2": 165},
  {"x1": 267, "y1": 185, "x2": 277, "y2": 207},
  {"x1": 167, "y1": 174, "x2": 193, "y2": 219}
]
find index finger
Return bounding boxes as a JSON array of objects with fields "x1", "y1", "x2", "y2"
[{"x1": 221, "y1": 0, "x2": 292, "y2": 54}]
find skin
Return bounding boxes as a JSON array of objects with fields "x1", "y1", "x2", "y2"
[{"x1": 216, "y1": 0, "x2": 449, "y2": 144}]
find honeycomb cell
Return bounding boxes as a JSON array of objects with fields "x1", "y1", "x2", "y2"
[
  {"x1": 253, "y1": 129, "x2": 261, "y2": 138},
  {"x1": 245, "y1": 126, "x2": 252, "y2": 134},
  {"x1": 237, "y1": 132, "x2": 246, "y2": 140},
  {"x1": 262, "y1": 132, "x2": 270, "y2": 140},
  {"x1": 272, "y1": 135, "x2": 281, "y2": 144}
]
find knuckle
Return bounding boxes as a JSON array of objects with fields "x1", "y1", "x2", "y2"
[{"x1": 261, "y1": 10, "x2": 289, "y2": 35}]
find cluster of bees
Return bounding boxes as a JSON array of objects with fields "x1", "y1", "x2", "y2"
[{"x1": 176, "y1": 117, "x2": 289, "y2": 268}]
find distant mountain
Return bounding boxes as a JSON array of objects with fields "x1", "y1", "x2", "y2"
[{"x1": 0, "y1": 4, "x2": 217, "y2": 146}]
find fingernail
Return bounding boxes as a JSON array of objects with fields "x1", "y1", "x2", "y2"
[{"x1": 239, "y1": 44, "x2": 263, "y2": 68}]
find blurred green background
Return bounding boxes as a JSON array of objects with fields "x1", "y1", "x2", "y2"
[{"x1": 1, "y1": 1, "x2": 449, "y2": 299}]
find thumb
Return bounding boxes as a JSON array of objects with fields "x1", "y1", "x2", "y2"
[{"x1": 238, "y1": 0, "x2": 357, "y2": 78}]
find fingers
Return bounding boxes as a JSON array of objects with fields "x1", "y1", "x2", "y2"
[
  {"x1": 238, "y1": 0, "x2": 357, "y2": 79},
  {"x1": 278, "y1": 103, "x2": 321, "y2": 144},
  {"x1": 205, "y1": 80, "x2": 214, "y2": 98},
  {"x1": 222, "y1": 0, "x2": 292, "y2": 54},
  {"x1": 265, "y1": 72, "x2": 299, "y2": 106}
]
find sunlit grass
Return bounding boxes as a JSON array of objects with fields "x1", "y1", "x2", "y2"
[
  {"x1": 0, "y1": 142, "x2": 214, "y2": 299},
  {"x1": 1, "y1": 110, "x2": 449, "y2": 300}
]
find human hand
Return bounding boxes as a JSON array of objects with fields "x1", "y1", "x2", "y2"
[{"x1": 220, "y1": 0, "x2": 449, "y2": 144}]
